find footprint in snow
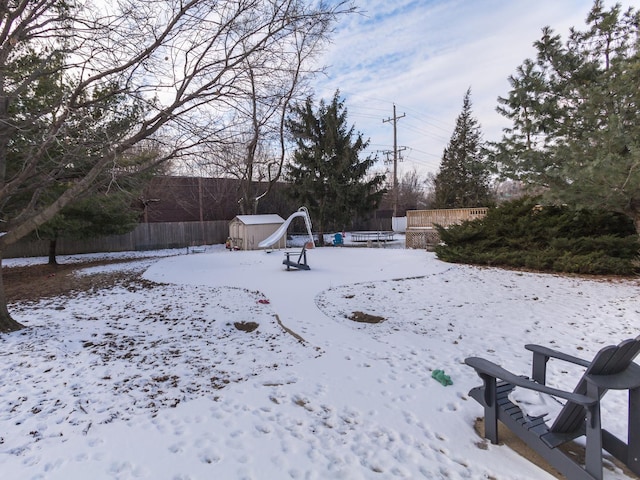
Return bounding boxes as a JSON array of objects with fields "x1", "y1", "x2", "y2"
[{"x1": 199, "y1": 449, "x2": 222, "y2": 464}]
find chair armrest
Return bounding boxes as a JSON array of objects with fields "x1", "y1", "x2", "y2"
[
  {"x1": 525, "y1": 344, "x2": 591, "y2": 367},
  {"x1": 586, "y1": 363, "x2": 640, "y2": 390},
  {"x1": 465, "y1": 357, "x2": 596, "y2": 406}
]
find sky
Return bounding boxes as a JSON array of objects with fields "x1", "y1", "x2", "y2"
[
  {"x1": 2, "y1": 243, "x2": 639, "y2": 478},
  {"x1": 312, "y1": 0, "x2": 640, "y2": 178}
]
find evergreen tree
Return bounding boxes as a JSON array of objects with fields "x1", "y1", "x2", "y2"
[
  {"x1": 490, "y1": 1, "x2": 640, "y2": 233},
  {"x1": 35, "y1": 191, "x2": 141, "y2": 265},
  {"x1": 433, "y1": 89, "x2": 493, "y2": 208},
  {"x1": 286, "y1": 91, "x2": 386, "y2": 244},
  {"x1": 33, "y1": 146, "x2": 161, "y2": 264}
]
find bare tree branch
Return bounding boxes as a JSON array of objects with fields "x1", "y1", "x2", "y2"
[{"x1": 0, "y1": 0, "x2": 354, "y2": 247}]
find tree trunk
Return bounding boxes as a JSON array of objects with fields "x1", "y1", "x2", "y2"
[
  {"x1": 317, "y1": 220, "x2": 325, "y2": 247},
  {"x1": 0, "y1": 254, "x2": 25, "y2": 333},
  {"x1": 48, "y1": 238, "x2": 58, "y2": 265}
]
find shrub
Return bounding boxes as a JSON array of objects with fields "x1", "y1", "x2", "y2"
[{"x1": 434, "y1": 197, "x2": 639, "y2": 275}]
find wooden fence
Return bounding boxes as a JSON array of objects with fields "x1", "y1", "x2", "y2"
[
  {"x1": 4, "y1": 221, "x2": 230, "y2": 259},
  {"x1": 7, "y1": 209, "x2": 461, "y2": 258},
  {"x1": 405, "y1": 207, "x2": 488, "y2": 250}
]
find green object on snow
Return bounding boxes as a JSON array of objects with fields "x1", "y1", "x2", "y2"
[{"x1": 432, "y1": 369, "x2": 453, "y2": 386}]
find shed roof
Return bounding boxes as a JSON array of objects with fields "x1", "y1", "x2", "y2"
[{"x1": 231, "y1": 214, "x2": 284, "y2": 225}]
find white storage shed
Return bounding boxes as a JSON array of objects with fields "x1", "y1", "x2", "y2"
[{"x1": 228, "y1": 214, "x2": 285, "y2": 250}]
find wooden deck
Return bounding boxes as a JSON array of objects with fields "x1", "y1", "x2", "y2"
[{"x1": 405, "y1": 208, "x2": 488, "y2": 250}]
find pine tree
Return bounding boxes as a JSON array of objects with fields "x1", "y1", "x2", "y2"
[
  {"x1": 491, "y1": 1, "x2": 640, "y2": 234},
  {"x1": 433, "y1": 89, "x2": 493, "y2": 208},
  {"x1": 33, "y1": 146, "x2": 160, "y2": 265},
  {"x1": 35, "y1": 191, "x2": 141, "y2": 265},
  {"x1": 286, "y1": 91, "x2": 386, "y2": 244}
]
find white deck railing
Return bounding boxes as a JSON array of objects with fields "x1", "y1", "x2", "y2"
[{"x1": 406, "y1": 208, "x2": 488, "y2": 249}]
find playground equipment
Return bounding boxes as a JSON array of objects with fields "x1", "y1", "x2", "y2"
[
  {"x1": 258, "y1": 207, "x2": 314, "y2": 270},
  {"x1": 258, "y1": 207, "x2": 314, "y2": 249}
]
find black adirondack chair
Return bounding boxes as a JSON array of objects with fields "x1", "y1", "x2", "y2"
[
  {"x1": 282, "y1": 243, "x2": 310, "y2": 270},
  {"x1": 466, "y1": 337, "x2": 640, "y2": 480}
]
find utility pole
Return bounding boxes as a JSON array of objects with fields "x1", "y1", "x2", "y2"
[{"x1": 383, "y1": 104, "x2": 406, "y2": 217}]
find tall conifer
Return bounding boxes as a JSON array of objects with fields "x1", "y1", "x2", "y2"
[
  {"x1": 491, "y1": 1, "x2": 640, "y2": 233},
  {"x1": 434, "y1": 89, "x2": 493, "y2": 208},
  {"x1": 286, "y1": 91, "x2": 386, "y2": 243}
]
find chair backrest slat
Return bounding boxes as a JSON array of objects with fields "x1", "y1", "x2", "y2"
[{"x1": 550, "y1": 336, "x2": 640, "y2": 434}]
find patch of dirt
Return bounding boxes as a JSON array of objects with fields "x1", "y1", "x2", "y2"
[
  {"x1": 234, "y1": 321, "x2": 259, "y2": 333},
  {"x1": 473, "y1": 417, "x2": 566, "y2": 479},
  {"x1": 349, "y1": 311, "x2": 385, "y2": 324},
  {"x1": 473, "y1": 418, "x2": 638, "y2": 479},
  {"x1": 4, "y1": 258, "x2": 153, "y2": 303}
]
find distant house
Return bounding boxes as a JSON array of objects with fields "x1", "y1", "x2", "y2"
[{"x1": 228, "y1": 214, "x2": 285, "y2": 251}]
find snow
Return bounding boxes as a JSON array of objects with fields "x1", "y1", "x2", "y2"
[
  {"x1": 2, "y1": 243, "x2": 639, "y2": 479},
  {"x1": 233, "y1": 214, "x2": 285, "y2": 225}
]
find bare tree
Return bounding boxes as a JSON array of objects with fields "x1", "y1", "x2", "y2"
[
  {"x1": 0, "y1": 0, "x2": 353, "y2": 332},
  {"x1": 191, "y1": 19, "x2": 326, "y2": 214},
  {"x1": 395, "y1": 169, "x2": 430, "y2": 213}
]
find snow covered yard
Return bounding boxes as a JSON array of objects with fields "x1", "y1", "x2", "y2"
[{"x1": 1, "y1": 246, "x2": 639, "y2": 479}]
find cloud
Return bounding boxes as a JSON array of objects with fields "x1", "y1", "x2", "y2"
[{"x1": 312, "y1": 0, "x2": 633, "y2": 176}]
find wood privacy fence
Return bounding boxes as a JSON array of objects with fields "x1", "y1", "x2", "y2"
[
  {"x1": 5, "y1": 221, "x2": 230, "y2": 259},
  {"x1": 405, "y1": 207, "x2": 488, "y2": 250}
]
